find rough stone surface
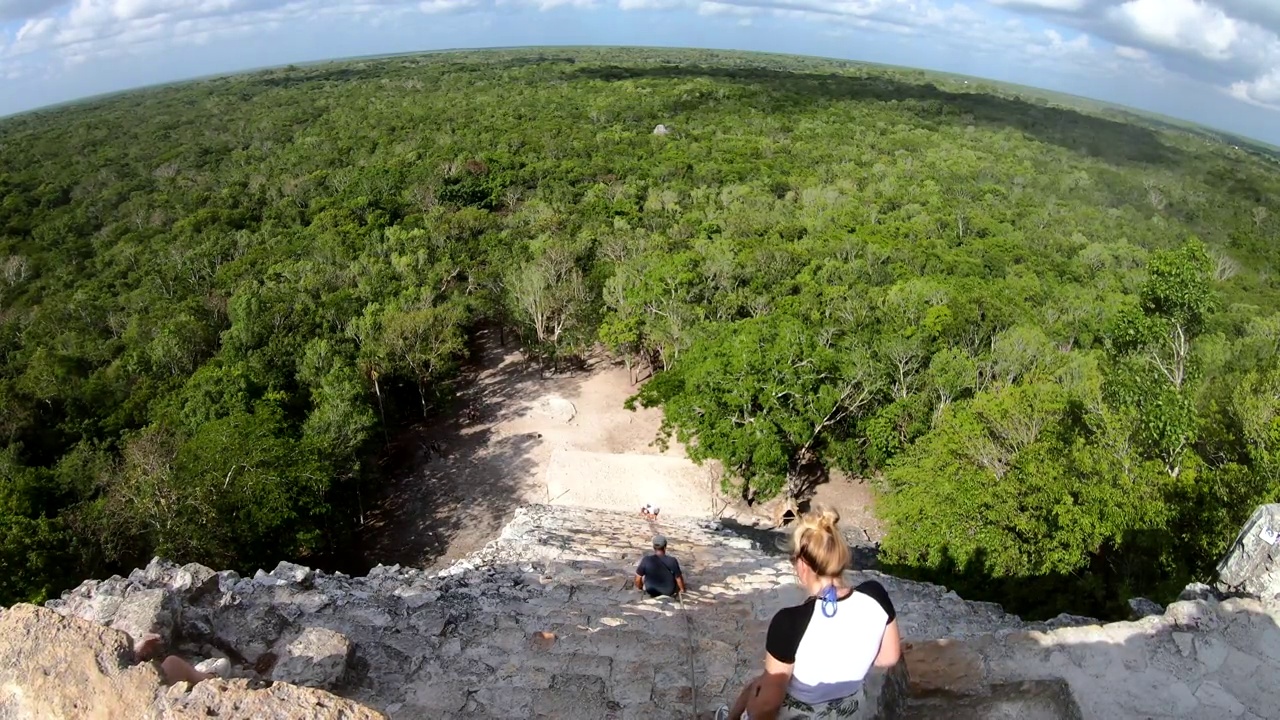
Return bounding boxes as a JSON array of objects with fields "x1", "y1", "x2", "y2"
[
  {"x1": 0, "y1": 604, "x2": 162, "y2": 720},
  {"x1": 271, "y1": 627, "x2": 352, "y2": 690},
  {"x1": 1128, "y1": 597, "x2": 1164, "y2": 619},
  {"x1": 17, "y1": 503, "x2": 1280, "y2": 720},
  {"x1": 156, "y1": 678, "x2": 383, "y2": 719},
  {"x1": 1217, "y1": 503, "x2": 1280, "y2": 599},
  {"x1": 0, "y1": 604, "x2": 381, "y2": 720}
]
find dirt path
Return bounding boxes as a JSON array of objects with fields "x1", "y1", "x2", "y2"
[
  {"x1": 360, "y1": 331, "x2": 688, "y2": 570},
  {"x1": 361, "y1": 330, "x2": 888, "y2": 571}
]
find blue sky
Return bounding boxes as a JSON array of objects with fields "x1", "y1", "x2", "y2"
[{"x1": 2, "y1": 0, "x2": 1280, "y2": 145}]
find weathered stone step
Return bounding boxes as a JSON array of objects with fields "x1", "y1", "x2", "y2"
[{"x1": 903, "y1": 681, "x2": 1079, "y2": 720}]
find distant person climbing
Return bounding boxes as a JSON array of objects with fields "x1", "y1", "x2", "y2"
[
  {"x1": 715, "y1": 508, "x2": 902, "y2": 720},
  {"x1": 634, "y1": 534, "x2": 685, "y2": 597},
  {"x1": 640, "y1": 503, "x2": 661, "y2": 521}
]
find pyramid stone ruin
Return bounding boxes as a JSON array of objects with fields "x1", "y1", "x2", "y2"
[{"x1": 0, "y1": 503, "x2": 1277, "y2": 719}]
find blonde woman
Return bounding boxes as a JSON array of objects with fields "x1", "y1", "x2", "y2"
[{"x1": 716, "y1": 509, "x2": 904, "y2": 720}]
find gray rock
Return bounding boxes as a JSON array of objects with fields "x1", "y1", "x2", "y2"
[
  {"x1": 107, "y1": 588, "x2": 179, "y2": 647},
  {"x1": 1129, "y1": 597, "x2": 1164, "y2": 619},
  {"x1": 253, "y1": 570, "x2": 288, "y2": 587},
  {"x1": 1217, "y1": 503, "x2": 1280, "y2": 598},
  {"x1": 211, "y1": 602, "x2": 289, "y2": 663},
  {"x1": 1166, "y1": 599, "x2": 1221, "y2": 631},
  {"x1": 652, "y1": 124, "x2": 670, "y2": 136},
  {"x1": 393, "y1": 586, "x2": 440, "y2": 609},
  {"x1": 271, "y1": 561, "x2": 314, "y2": 585},
  {"x1": 269, "y1": 626, "x2": 352, "y2": 690},
  {"x1": 290, "y1": 590, "x2": 332, "y2": 615},
  {"x1": 1179, "y1": 582, "x2": 1219, "y2": 602},
  {"x1": 216, "y1": 570, "x2": 241, "y2": 592},
  {"x1": 1172, "y1": 631, "x2": 1195, "y2": 658},
  {"x1": 173, "y1": 564, "x2": 221, "y2": 601}
]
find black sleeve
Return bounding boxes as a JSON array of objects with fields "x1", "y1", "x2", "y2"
[
  {"x1": 669, "y1": 558, "x2": 683, "y2": 578},
  {"x1": 635, "y1": 557, "x2": 647, "y2": 576},
  {"x1": 765, "y1": 603, "x2": 813, "y2": 664},
  {"x1": 855, "y1": 581, "x2": 896, "y2": 623}
]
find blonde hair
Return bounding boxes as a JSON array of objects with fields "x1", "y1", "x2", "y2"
[{"x1": 788, "y1": 506, "x2": 850, "y2": 578}]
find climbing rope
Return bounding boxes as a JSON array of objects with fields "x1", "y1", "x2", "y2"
[
  {"x1": 678, "y1": 590, "x2": 699, "y2": 720},
  {"x1": 641, "y1": 517, "x2": 700, "y2": 719}
]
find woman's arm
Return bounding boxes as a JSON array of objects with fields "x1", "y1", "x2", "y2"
[
  {"x1": 873, "y1": 619, "x2": 902, "y2": 668},
  {"x1": 734, "y1": 653, "x2": 791, "y2": 720}
]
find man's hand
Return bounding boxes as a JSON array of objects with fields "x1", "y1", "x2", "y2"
[{"x1": 133, "y1": 633, "x2": 165, "y2": 662}]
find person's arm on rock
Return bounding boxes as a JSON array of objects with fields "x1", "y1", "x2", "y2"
[{"x1": 134, "y1": 633, "x2": 214, "y2": 686}]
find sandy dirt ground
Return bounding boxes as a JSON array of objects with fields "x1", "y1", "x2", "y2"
[
  {"x1": 544, "y1": 449, "x2": 720, "y2": 518},
  {"x1": 361, "y1": 330, "x2": 886, "y2": 570}
]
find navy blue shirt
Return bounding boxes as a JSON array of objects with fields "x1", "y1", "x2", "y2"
[{"x1": 636, "y1": 553, "x2": 682, "y2": 595}]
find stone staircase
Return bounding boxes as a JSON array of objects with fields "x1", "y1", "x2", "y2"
[
  {"x1": 361, "y1": 505, "x2": 1084, "y2": 719},
  {"x1": 40, "y1": 504, "x2": 1280, "y2": 719}
]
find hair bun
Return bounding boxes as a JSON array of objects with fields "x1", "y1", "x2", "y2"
[{"x1": 817, "y1": 506, "x2": 840, "y2": 529}]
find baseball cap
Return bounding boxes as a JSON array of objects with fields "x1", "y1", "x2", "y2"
[{"x1": 652, "y1": 535, "x2": 668, "y2": 549}]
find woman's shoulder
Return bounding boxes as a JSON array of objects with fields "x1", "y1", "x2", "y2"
[{"x1": 852, "y1": 580, "x2": 896, "y2": 621}]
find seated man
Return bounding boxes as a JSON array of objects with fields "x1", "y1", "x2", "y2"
[
  {"x1": 640, "y1": 503, "x2": 661, "y2": 521},
  {"x1": 634, "y1": 534, "x2": 685, "y2": 597}
]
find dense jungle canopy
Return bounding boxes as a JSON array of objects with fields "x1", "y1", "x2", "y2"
[{"x1": 2, "y1": 48, "x2": 1279, "y2": 619}]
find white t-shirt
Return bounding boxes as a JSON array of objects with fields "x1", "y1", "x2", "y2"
[{"x1": 765, "y1": 581, "x2": 895, "y2": 705}]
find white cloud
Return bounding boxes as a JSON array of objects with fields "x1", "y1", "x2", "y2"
[
  {"x1": 617, "y1": 0, "x2": 679, "y2": 8},
  {"x1": 1230, "y1": 66, "x2": 1280, "y2": 107},
  {"x1": 0, "y1": 0, "x2": 69, "y2": 21},
  {"x1": 698, "y1": 0, "x2": 752, "y2": 16},
  {"x1": 418, "y1": 0, "x2": 480, "y2": 11},
  {"x1": 1107, "y1": 0, "x2": 1244, "y2": 62},
  {"x1": 1, "y1": 0, "x2": 1279, "y2": 118},
  {"x1": 980, "y1": 0, "x2": 1280, "y2": 112},
  {"x1": 990, "y1": 0, "x2": 1091, "y2": 10},
  {"x1": 15, "y1": 15, "x2": 56, "y2": 42},
  {"x1": 1114, "y1": 44, "x2": 1147, "y2": 60}
]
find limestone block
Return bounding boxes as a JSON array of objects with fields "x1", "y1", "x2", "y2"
[
  {"x1": 211, "y1": 600, "x2": 289, "y2": 663},
  {"x1": 0, "y1": 604, "x2": 161, "y2": 720},
  {"x1": 1194, "y1": 681, "x2": 1246, "y2": 718},
  {"x1": 1217, "y1": 503, "x2": 1280, "y2": 599},
  {"x1": 1172, "y1": 632, "x2": 1195, "y2": 658},
  {"x1": 109, "y1": 587, "x2": 180, "y2": 647},
  {"x1": 1166, "y1": 600, "x2": 1222, "y2": 632},
  {"x1": 157, "y1": 678, "x2": 384, "y2": 719},
  {"x1": 172, "y1": 563, "x2": 221, "y2": 602},
  {"x1": 271, "y1": 561, "x2": 315, "y2": 585},
  {"x1": 269, "y1": 626, "x2": 353, "y2": 690},
  {"x1": 903, "y1": 639, "x2": 987, "y2": 694},
  {"x1": 1195, "y1": 634, "x2": 1230, "y2": 672}
]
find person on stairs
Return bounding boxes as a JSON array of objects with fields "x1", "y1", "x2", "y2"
[
  {"x1": 716, "y1": 508, "x2": 903, "y2": 720},
  {"x1": 635, "y1": 534, "x2": 686, "y2": 598}
]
